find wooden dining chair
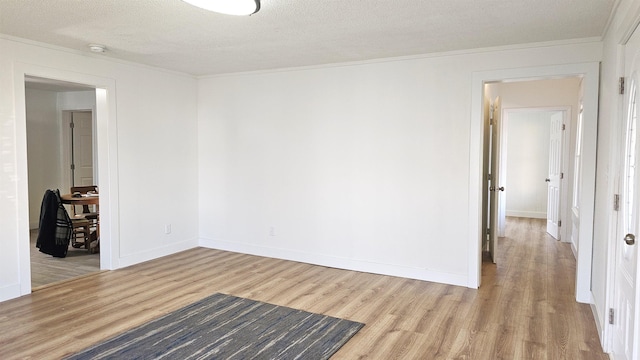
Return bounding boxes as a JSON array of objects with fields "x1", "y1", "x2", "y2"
[
  {"x1": 70, "y1": 185, "x2": 99, "y2": 233},
  {"x1": 70, "y1": 218, "x2": 92, "y2": 249}
]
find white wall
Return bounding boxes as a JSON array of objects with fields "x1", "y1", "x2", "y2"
[
  {"x1": 198, "y1": 42, "x2": 602, "y2": 287},
  {"x1": 58, "y1": 91, "x2": 95, "y2": 111},
  {"x1": 0, "y1": 37, "x2": 200, "y2": 302},
  {"x1": 503, "y1": 111, "x2": 551, "y2": 219},
  {"x1": 25, "y1": 89, "x2": 64, "y2": 229}
]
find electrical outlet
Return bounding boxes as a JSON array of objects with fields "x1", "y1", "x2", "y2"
[{"x1": 165, "y1": 224, "x2": 172, "y2": 234}]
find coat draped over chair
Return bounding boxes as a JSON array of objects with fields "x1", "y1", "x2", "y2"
[{"x1": 36, "y1": 189, "x2": 72, "y2": 258}]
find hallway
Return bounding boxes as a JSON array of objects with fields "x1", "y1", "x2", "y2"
[{"x1": 476, "y1": 217, "x2": 604, "y2": 358}]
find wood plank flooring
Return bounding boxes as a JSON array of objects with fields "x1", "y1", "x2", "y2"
[{"x1": 1, "y1": 218, "x2": 607, "y2": 359}]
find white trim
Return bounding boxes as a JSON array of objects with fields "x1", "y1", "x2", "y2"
[
  {"x1": 118, "y1": 238, "x2": 198, "y2": 269},
  {"x1": 199, "y1": 237, "x2": 469, "y2": 287},
  {"x1": 200, "y1": 38, "x2": 603, "y2": 79},
  {"x1": 603, "y1": 64, "x2": 623, "y2": 354},
  {"x1": 469, "y1": 77, "x2": 484, "y2": 288},
  {"x1": 94, "y1": 87, "x2": 120, "y2": 270},
  {"x1": 592, "y1": 302, "x2": 606, "y2": 350},
  {"x1": 601, "y1": 0, "x2": 623, "y2": 40},
  {"x1": 470, "y1": 63, "x2": 600, "y2": 302},
  {"x1": 0, "y1": 284, "x2": 22, "y2": 303},
  {"x1": 616, "y1": 0, "x2": 640, "y2": 45},
  {"x1": 13, "y1": 65, "x2": 31, "y2": 297},
  {"x1": 13, "y1": 63, "x2": 120, "y2": 299}
]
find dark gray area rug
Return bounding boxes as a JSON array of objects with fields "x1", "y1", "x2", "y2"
[{"x1": 66, "y1": 292, "x2": 364, "y2": 359}]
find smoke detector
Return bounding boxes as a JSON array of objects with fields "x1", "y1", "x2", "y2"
[{"x1": 88, "y1": 44, "x2": 106, "y2": 53}]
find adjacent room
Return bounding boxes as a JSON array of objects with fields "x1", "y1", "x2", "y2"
[
  {"x1": 485, "y1": 77, "x2": 582, "y2": 252},
  {"x1": 25, "y1": 78, "x2": 100, "y2": 288}
]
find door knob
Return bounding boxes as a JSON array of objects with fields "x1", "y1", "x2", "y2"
[
  {"x1": 624, "y1": 233, "x2": 636, "y2": 245},
  {"x1": 545, "y1": 178, "x2": 551, "y2": 182},
  {"x1": 498, "y1": 187, "x2": 504, "y2": 191}
]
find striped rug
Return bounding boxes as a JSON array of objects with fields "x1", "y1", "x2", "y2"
[{"x1": 67, "y1": 293, "x2": 364, "y2": 359}]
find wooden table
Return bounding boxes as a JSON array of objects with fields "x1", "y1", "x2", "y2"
[
  {"x1": 60, "y1": 193, "x2": 99, "y2": 206},
  {"x1": 60, "y1": 193, "x2": 100, "y2": 252}
]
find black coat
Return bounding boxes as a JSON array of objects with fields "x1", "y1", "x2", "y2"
[{"x1": 36, "y1": 189, "x2": 71, "y2": 258}]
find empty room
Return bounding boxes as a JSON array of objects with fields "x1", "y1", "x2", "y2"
[{"x1": 0, "y1": 0, "x2": 638, "y2": 358}]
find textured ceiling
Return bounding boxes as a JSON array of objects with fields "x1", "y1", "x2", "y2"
[{"x1": 1, "y1": 0, "x2": 616, "y2": 76}]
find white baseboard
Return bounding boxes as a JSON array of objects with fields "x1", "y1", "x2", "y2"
[
  {"x1": 0, "y1": 283, "x2": 22, "y2": 303},
  {"x1": 199, "y1": 237, "x2": 469, "y2": 288},
  {"x1": 0, "y1": 239, "x2": 199, "y2": 304},
  {"x1": 571, "y1": 242, "x2": 578, "y2": 259},
  {"x1": 591, "y1": 302, "x2": 606, "y2": 350},
  {"x1": 505, "y1": 210, "x2": 546, "y2": 219},
  {"x1": 117, "y1": 238, "x2": 199, "y2": 269}
]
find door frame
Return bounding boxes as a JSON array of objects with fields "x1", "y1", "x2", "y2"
[
  {"x1": 14, "y1": 63, "x2": 120, "y2": 297},
  {"x1": 469, "y1": 63, "x2": 599, "y2": 304}
]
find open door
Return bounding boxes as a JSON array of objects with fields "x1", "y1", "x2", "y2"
[
  {"x1": 70, "y1": 111, "x2": 94, "y2": 187},
  {"x1": 546, "y1": 111, "x2": 563, "y2": 239},
  {"x1": 481, "y1": 91, "x2": 491, "y2": 258},
  {"x1": 488, "y1": 97, "x2": 503, "y2": 263}
]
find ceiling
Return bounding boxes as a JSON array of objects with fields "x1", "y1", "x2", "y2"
[{"x1": 1, "y1": 0, "x2": 616, "y2": 77}]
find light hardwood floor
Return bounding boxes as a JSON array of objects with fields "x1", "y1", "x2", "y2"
[
  {"x1": 1, "y1": 218, "x2": 607, "y2": 359},
  {"x1": 30, "y1": 229, "x2": 100, "y2": 289}
]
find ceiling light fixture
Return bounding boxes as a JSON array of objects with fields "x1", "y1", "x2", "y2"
[
  {"x1": 88, "y1": 44, "x2": 106, "y2": 53},
  {"x1": 181, "y1": 0, "x2": 260, "y2": 16}
]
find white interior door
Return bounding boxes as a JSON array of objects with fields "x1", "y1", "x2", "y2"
[
  {"x1": 71, "y1": 111, "x2": 94, "y2": 186},
  {"x1": 498, "y1": 113, "x2": 507, "y2": 237},
  {"x1": 546, "y1": 111, "x2": 563, "y2": 239},
  {"x1": 482, "y1": 93, "x2": 491, "y2": 254},
  {"x1": 571, "y1": 104, "x2": 583, "y2": 252},
  {"x1": 612, "y1": 24, "x2": 640, "y2": 360},
  {"x1": 488, "y1": 97, "x2": 502, "y2": 263}
]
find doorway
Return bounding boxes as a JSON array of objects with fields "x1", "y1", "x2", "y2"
[
  {"x1": 469, "y1": 63, "x2": 600, "y2": 304},
  {"x1": 25, "y1": 79, "x2": 100, "y2": 288},
  {"x1": 501, "y1": 108, "x2": 570, "y2": 240},
  {"x1": 483, "y1": 79, "x2": 579, "y2": 269},
  {"x1": 15, "y1": 66, "x2": 118, "y2": 297}
]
